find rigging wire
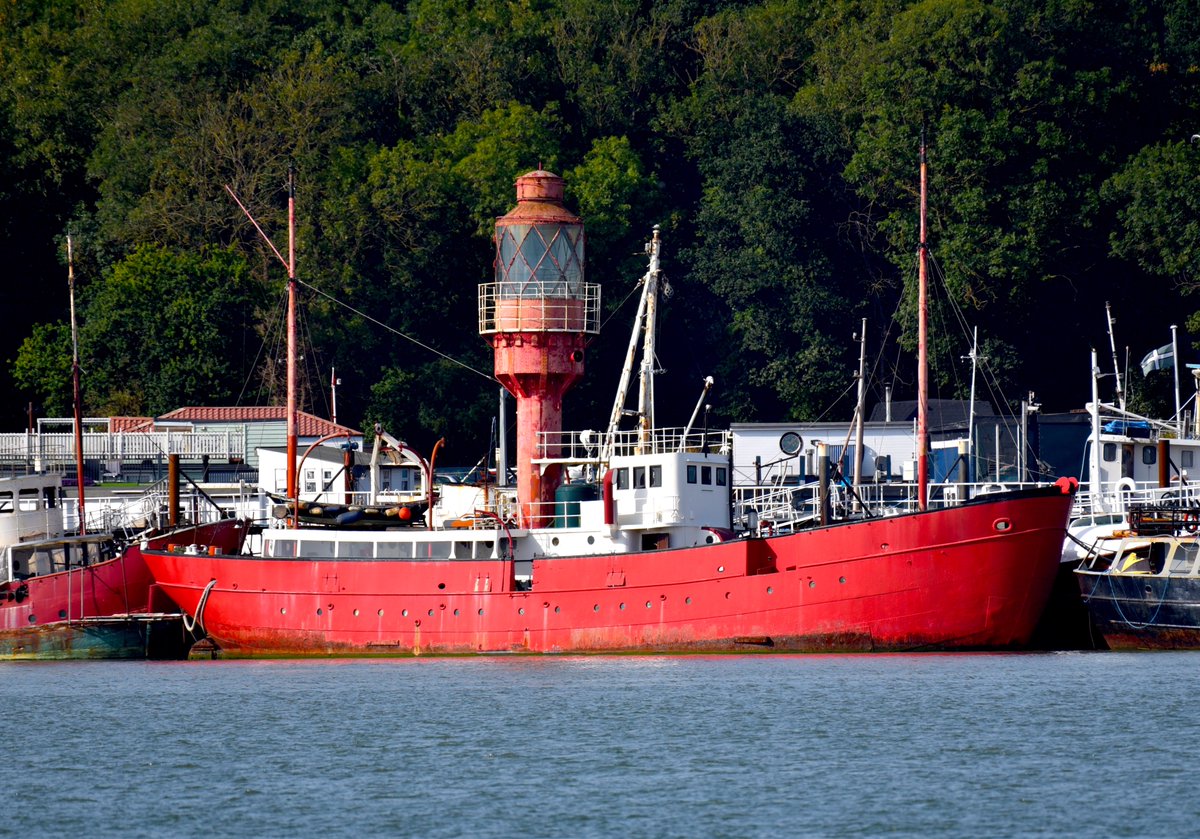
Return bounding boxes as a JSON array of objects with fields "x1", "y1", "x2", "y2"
[
  {"x1": 298, "y1": 277, "x2": 496, "y2": 383},
  {"x1": 236, "y1": 288, "x2": 286, "y2": 407}
]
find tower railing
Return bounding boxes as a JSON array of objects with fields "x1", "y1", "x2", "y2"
[{"x1": 478, "y1": 282, "x2": 600, "y2": 334}]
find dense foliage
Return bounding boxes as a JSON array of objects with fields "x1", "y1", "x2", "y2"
[{"x1": 2, "y1": 0, "x2": 1198, "y2": 457}]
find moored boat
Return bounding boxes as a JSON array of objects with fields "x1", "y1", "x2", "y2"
[
  {"x1": 0, "y1": 492, "x2": 249, "y2": 660},
  {"x1": 143, "y1": 157, "x2": 1076, "y2": 657},
  {"x1": 1075, "y1": 505, "x2": 1200, "y2": 650}
]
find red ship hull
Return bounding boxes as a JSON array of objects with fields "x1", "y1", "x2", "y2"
[
  {"x1": 0, "y1": 519, "x2": 249, "y2": 659},
  {"x1": 143, "y1": 489, "x2": 1073, "y2": 656}
]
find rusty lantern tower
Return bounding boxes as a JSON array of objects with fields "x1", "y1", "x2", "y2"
[{"x1": 479, "y1": 169, "x2": 599, "y2": 527}]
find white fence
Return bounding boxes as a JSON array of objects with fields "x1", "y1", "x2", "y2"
[{"x1": 0, "y1": 431, "x2": 246, "y2": 464}]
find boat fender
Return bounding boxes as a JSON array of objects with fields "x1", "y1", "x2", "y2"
[
  {"x1": 1055, "y1": 476, "x2": 1080, "y2": 495},
  {"x1": 336, "y1": 510, "x2": 364, "y2": 526}
]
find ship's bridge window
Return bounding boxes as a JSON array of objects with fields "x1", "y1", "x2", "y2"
[
  {"x1": 649, "y1": 465, "x2": 662, "y2": 487},
  {"x1": 686, "y1": 465, "x2": 697, "y2": 484},
  {"x1": 0, "y1": 492, "x2": 11, "y2": 513},
  {"x1": 1143, "y1": 446, "x2": 1156, "y2": 465},
  {"x1": 701, "y1": 465, "x2": 713, "y2": 485},
  {"x1": 716, "y1": 467, "x2": 727, "y2": 487},
  {"x1": 1183, "y1": 451, "x2": 1195, "y2": 468},
  {"x1": 1103, "y1": 443, "x2": 1117, "y2": 462},
  {"x1": 268, "y1": 539, "x2": 296, "y2": 558},
  {"x1": 614, "y1": 468, "x2": 629, "y2": 490},
  {"x1": 634, "y1": 467, "x2": 646, "y2": 488}
]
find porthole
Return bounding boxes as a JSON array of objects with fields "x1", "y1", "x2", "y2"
[
  {"x1": 593, "y1": 604, "x2": 600, "y2": 612},
  {"x1": 724, "y1": 592, "x2": 731, "y2": 600},
  {"x1": 428, "y1": 609, "x2": 434, "y2": 617},
  {"x1": 993, "y1": 519, "x2": 1012, "y2": 532},
  {"x1": 554, "y1": 606, "x2": 561, "y2": 614},
  {"x1": 518, "y1": 607, "x2": 526, "y2": 616},
  {"x1": 453, "y1": 609, "x2": 460, "y2": 616},
  {"x1": 766, "y1": 587, "x2": 773, "y2": 595},
  {"x1": 401, "y1": 609, "x2": 408, "y2": 617},
  {"x1": 1145, "y1": 585, "x2": 1154, "y2": 594},
  {"x1": 377, "y1": 609, "x2": 384, "y2": 617},
  {"x1": 619, "y1": 602, "x2": 626, "y2": 610},
  {"x1": 705, "y1": 535, "x2": 714, "y2": 544},
  {"x1": 280, "y1": 607, "x2": 287, "y2": 615},
  {"x1": 27, "y1": 614, "x2": 36, "y2": 624},
  {"x1": 587, "y1": 536, "x2": 595, "y2": 545},
  {"x1": 881, "y1": 543, "x2": 890, "y2": 551},
  {"x1": 438, "y1": 582, "x2": 446, "y2": 590},
  {"x1": 685, "y1": 597, "x2": 692, "y2": 605},
  {"x1": 717, "y1": 565, "x2": 725, "y2": 573},
  {"x1": 809, "y1": 580, "x2": 816, "y2": 588},
  {"x1": 552, "y1": 537, "x2": 560, "y2": 546},
  {"x1": 58, "y1": 609, "x2": 67, "y2": 619},
  {"x1": 645, "y1": 601, "x2": 652, "y2": 609},
  {"x1": 478, "y1": 608, "x2": 484, "y2": 616},
  {"x1": 353, "y1": 609, "x2": 360, "y2": 616},
  {"x1": 839, "y1": 577, "x2": 846, "y2": 584},
  {"x1": 316, "y1": 608, "x2": 323, "y2": 616}
]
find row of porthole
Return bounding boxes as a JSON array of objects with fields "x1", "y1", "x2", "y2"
[{"x1": 279, "y1": 580, "x2": 856, "y2": 619}]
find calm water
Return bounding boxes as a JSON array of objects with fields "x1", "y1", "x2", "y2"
[{"x1": 3, "y1": 652, "x2": 1197, "y2": 838}]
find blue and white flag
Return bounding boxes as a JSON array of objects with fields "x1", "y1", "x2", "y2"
[{"x1": 1140, "y1": 343, "x2": 1174, "y2": 375}]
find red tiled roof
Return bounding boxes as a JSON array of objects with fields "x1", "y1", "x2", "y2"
[
  {"x1": 157, "y1": 407, "x2": 360, "y2": 438},
  {"x1": 110, "y1": 416, "x2": 155, "y2": 433}
]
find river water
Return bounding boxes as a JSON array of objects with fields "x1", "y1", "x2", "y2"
[{"x1": 3, "y1": 652, "x2": 1196, "y2": 838}]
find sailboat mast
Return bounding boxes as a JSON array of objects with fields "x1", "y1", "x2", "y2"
[
  {"x1": 67, "y1": 234, "x2": 86, "y2": 536},
  {"x1": 286, "y1": 167, "x2": 298, "y2": 523},
  {"x1": 917, "y1": 138, "x2": 930, "y2": 512}
]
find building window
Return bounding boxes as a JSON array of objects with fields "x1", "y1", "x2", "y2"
[
  {"x1": 649, "y1": 465, "x2": 662, "y2": 487},
  {"x1": 687, "y1": 465, "x2": 697, "y2": 484}
]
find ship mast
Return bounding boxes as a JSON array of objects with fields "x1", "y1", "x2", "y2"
[
  {"x1": 636, "y1": 226, "x2": 662, "y2": 451},
  {"x1": 604, "y1": 226, "x2": 662, "y2": 460},
  {"x1": 224, "y1": 169, "x2": 299, "y2": 525},
  {"x1": 917, "y1": 137, "x2": 930, "y2": 512},
  {"x1": 286, "y1": 166, "x2": 297, "y2": 523},
  {"x1": 1105, "y1": 302, "x2": 1124, "y2": 410},
  {"x1": 67, "y1": 234, "x2": 86, "y2": 535}
]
